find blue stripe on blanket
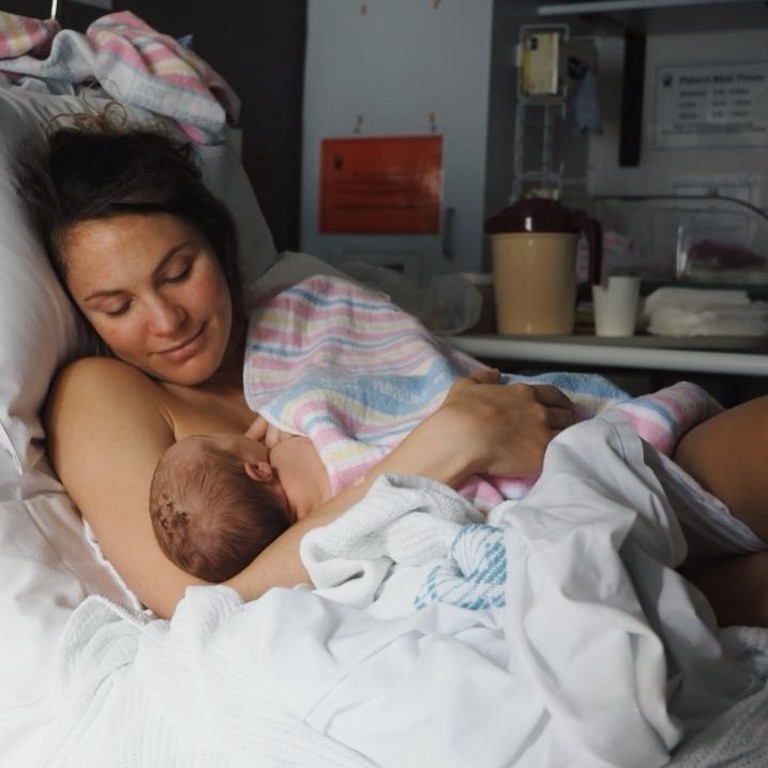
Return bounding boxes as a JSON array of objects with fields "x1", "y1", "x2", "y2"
[
  {"x1": 500, "y1": 371, "x2": 631, "y2": 408},
  {"x1": 414, "y1": 524, "x2": 507, "y2": 611},
  {"x1": 262, "y1": 364, "x2": 467, "y2": 422},
  {"x1": 288, "y1": 283, "x2": 397, "y2": 311}
]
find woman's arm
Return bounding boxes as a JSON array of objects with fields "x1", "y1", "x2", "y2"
[
  {"x1": 45, "y1": 356, "x2": 209, "y2": 618},
  {"x1": 228, "y1": 374, "x2": 575, "y2": 602},
  {"x1": 46, "y1": 359, "x2": 573, "y2": 617}
]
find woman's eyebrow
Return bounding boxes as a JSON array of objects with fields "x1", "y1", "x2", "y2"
[{"x1": 82, "y1": 286, "x2": 128, "y2": 302}]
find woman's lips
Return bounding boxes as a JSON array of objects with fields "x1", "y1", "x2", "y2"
[{"x1": 156, "y1": 324, "x2": 206, "y2": 362}]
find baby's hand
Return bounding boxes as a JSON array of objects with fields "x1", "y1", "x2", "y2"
[
  {"x1": 247, "y1": 415, "x2": 299, "y2": 450},
  {"x1": 245, "y1": 415, "x2": 270, "y2": 441}
]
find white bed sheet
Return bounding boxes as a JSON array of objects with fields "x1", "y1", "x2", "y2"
[
  {"x1": 0, "y1": 446, "x2": 136, "y2": 766},
  {"x1": 12, "y1": 414, "x2": 768, "y2": 768}
]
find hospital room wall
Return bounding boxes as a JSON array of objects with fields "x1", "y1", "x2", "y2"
[
  {"x1": 2, "y1": 0, "x2": 308, "y2": 255},
  {"x1": 588, "y1": 29, "x2": 768, "y2": 202},
  {"x1": 299, "y1": 0, "x2": 498, "y2": 285},
  {"x1": 298, "y1": 0, "x2": 607, "y2": 282},
  {"x1": 298, "y1": 1, "x2": 768, "y2": 285}
]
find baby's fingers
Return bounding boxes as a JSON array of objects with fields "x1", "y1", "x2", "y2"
[{"x1": 245, "y1": 416, "x2": 269, "y2": 440}]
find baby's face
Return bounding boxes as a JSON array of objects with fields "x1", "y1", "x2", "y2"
[{"x1": 197, "y1": 424, "x2": 330, "y2": 521}]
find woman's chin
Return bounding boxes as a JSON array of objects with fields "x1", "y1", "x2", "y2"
[{"x1": 139, "y1": 355, "x2": 219, "y2": 387}]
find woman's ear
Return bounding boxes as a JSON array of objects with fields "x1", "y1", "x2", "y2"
[{"x1": 243, "y1": 461, "x2": 273, "y2": 483}]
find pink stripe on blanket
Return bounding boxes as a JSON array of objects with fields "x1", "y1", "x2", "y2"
[
  {"x1": 621, "y1": 416, "x2": 678, "y2": 455},
  {"x1": 0, "y1": 13, "x2": 59, "y2": 59},
  {"x1": 612, "y1": 381, "x2": 723, "y2": 455},
  {"x1": 260, "y1": 298, "x2": 415, "y2": 329},
  {"x1": 459, "y1": 476, "x2": 532, "y2": 513},
  {"x1": 88, "y1": 18, "x2": 234, "y2": 104}
]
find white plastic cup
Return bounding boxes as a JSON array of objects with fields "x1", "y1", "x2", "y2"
[{"x1": 591, "y1": 276, "x2": 640, "y2": 337}]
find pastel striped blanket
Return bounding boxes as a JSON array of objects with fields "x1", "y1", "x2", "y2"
[
  {"x1": 244, "y1": 275, "x2": 723, "y2": 511},
  {"x1": 0, "y1": 11, "x2": 239, "y2": 143}
]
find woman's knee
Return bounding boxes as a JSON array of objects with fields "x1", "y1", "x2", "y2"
[{"x1": 673, "y1": 396, "x2": 768, "y2": 540}]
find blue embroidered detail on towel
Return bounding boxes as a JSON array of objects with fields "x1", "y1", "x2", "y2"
[{"x1": 415, "y1": 524, "x2": 507, "y2": 611}]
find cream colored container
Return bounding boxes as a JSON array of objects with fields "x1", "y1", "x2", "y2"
[
  {"x1": 490, "y1": 232, "x2": 578, "y2": 335},
  {"x1": 485, "y1": 198, "x2": 602, "y2": 336}
]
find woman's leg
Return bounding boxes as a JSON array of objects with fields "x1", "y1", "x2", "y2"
[
  {"x1": 681, "y1": 552, "x2": 768, "y2": 627},
  {"x1": 673, "y1": 394, "x2": 768, "y2": 542},
  {"x1": 673, "y1": 395, "x2": 768, "y2": 626}
]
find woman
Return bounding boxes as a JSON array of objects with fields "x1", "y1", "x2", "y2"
[
  {"x1": 17, "y1": 116, "x2": 576, "y2": 620},
  {"x1": 19, "y1": 117, "x2": 768, "y2": 627}
]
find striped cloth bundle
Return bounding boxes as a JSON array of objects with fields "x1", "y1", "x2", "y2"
[
  {"x1": 245, "y1": 275, "x2": 723, "y2": 511},
  {"x1": 0, "y1": 10, "x2": 239, "y2": 143}
]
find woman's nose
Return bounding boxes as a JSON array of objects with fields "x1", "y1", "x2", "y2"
[{"x1": 147, "y1": 295, "x2": 186, "y2": 334}]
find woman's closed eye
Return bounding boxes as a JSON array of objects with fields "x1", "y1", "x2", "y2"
[
  {"x1": 164, "y1": 262, "x2": 192, "y2": 284},
  {"x1": 103, "y1": 298, "x2": 132, "y2": 317}
]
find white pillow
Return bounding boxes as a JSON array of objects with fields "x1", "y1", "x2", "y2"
[
  {"x1": 196, "y1": 136, "x2": 278, "y2": 289},
  {"x1": 0, "y1": 83, "x2": 277, "y2": 473}
]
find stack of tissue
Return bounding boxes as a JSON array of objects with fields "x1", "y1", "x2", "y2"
[{"x1": 644, "y1": 287, "x2": 768, "y2": 337}]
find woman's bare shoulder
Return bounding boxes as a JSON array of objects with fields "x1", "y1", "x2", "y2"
[
  {"x1": 45, "y1": 356, "x2": 173, "y2": 473},
  {"x1": 51, "y1": 355, "x2": 161, "y2": 394},
  {"x1": 49, "y1": 355, "x2": 174, "y2": 420}
]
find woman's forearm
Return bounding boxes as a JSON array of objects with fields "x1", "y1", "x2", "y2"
[{"x1": 227, "y1": 411, "x2": 478, "y2": 600}]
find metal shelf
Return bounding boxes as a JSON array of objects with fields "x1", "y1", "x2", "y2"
[
  {"x1": 531, "y1": 0, "x2": 768, "y2": 35},
  {"x1": 446, "y1": 333, "x2": 768, "y2": 377},
  {"x1": 537, "y1": 0, "x2": 754, "y2": 15}
]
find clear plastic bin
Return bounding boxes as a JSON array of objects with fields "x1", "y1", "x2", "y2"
[{"x1": 590, "y1": 195, "x2": 768, "y2": 286}]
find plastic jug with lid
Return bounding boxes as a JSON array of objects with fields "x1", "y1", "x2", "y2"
[{"x1": 484, "y1": 198, "x2": 602, "y2": 335}]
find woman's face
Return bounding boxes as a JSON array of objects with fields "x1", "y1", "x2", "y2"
[{"x1": 62, "y1": 213, "x2": 233, "y2": 385}]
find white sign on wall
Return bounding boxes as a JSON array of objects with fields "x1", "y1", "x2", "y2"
[{"x1": 653, "y1": 61, "x2": 768, "y2": 150}]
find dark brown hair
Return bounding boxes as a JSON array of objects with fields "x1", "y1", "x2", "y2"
[
  {"x1": 15, "y1": 109, "x2": 243, "y2": 315},
  {"x1": 149, "y1": 438, "x2": 291, "y2": 583}
]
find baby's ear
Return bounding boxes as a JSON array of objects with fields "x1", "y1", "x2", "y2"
[{"x1": 244, "y1": 461, "x2": 273, "y2": 483}]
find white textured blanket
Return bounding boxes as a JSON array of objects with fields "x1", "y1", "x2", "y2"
[{"x1": 29, "y1": 413, "x2": 768, "y2": 767}]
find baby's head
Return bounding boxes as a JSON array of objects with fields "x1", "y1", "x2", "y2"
[{"x1": 149, "y1": 434, "x2": 291, "y2": 582}]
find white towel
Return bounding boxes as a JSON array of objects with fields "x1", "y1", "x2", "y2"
[{"x1": 644, "y1": 287, "x2": 768, "y2": 337}]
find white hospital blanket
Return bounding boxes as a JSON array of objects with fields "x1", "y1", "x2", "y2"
[{"x1": 30, "y1": 413, "x2": 767, "y2": 768}]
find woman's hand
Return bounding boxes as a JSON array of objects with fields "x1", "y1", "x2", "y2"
[{"x1": 425, "y1": 373, "x2": 576, "y2": 480}]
